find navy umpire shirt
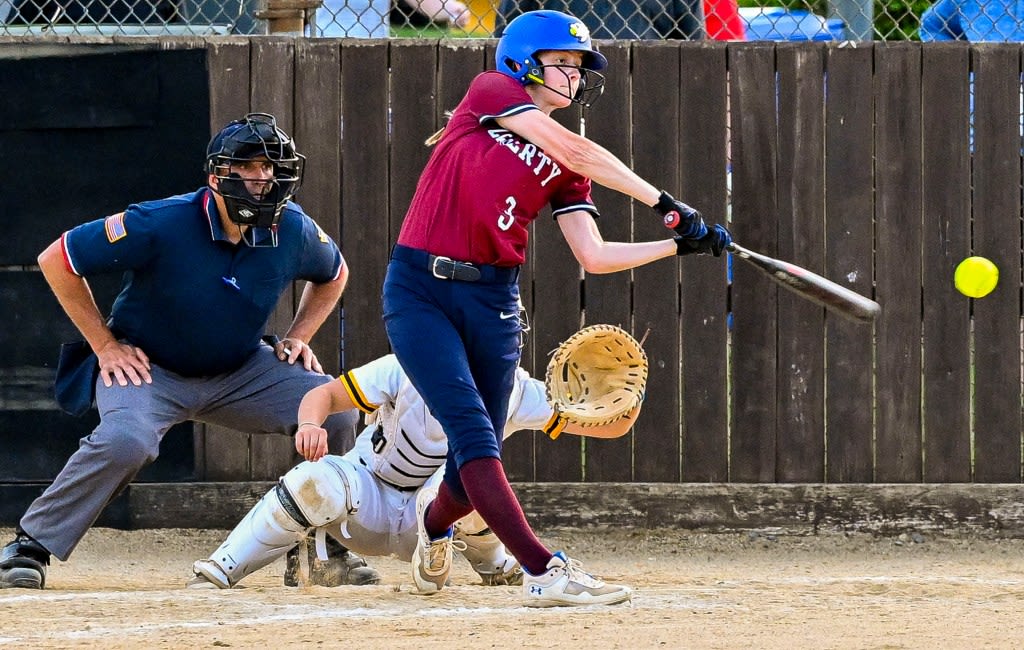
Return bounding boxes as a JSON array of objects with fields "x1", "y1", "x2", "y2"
[{"x1": 60, "y1": 188, "x2": 343, "y2": 377}]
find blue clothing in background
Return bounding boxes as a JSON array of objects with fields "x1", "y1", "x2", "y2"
[{"x1": 920, "y1": 0, "x2": 1024, "y2": 41}]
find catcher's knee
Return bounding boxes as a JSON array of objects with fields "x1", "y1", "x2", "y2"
[{"x1": 279, "y1": 459, "x2": 362, "y2": 528}]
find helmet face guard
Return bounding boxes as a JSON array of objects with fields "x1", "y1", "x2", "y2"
[
  {"x1": 205, "y1": 113, "x2": 305, "y2": 245},
  {"x1": 496, "y1": 10, "x2": 608, "y2": 108}
]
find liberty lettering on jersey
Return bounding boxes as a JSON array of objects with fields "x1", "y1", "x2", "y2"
[{"x1": 487, "y1": 128, "x2": 563, "y2": 187}]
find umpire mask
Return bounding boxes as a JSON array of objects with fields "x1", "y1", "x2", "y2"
[{"x1": 206, "y1": 113, "x2": 305, "y2": 247}]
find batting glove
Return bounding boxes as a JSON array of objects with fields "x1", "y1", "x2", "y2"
[
  {"x1": 654, "y1": 191, "x2": 707, "y2": 240},
  {"x1": 674, "y1": 224, "x2": 732, "y2": 257}
]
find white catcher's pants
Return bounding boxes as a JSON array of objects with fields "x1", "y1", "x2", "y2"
[{"x1": 196, "y1": 449, "x2": 505, "y2": 587}]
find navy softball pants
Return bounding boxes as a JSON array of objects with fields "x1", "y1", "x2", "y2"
[{"x1": 382, "y1": 246, "x2": 523, "y2": 501}]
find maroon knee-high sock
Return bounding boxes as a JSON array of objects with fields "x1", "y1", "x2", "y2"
[
  {"x1": 423, "y1": 481, "x2": 474, "y2": 539},
  {"x1": 457, "y1": 457, "x2": 552, "y2": 575}
]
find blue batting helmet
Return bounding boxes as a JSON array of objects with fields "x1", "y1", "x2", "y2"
[{"x1": 496, "y1": 10, "x2": 608, "y2": 84}]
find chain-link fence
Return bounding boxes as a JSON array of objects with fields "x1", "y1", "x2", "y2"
[{"x1": 0, "y1": 0, "x2": 1019, "y2": 42}]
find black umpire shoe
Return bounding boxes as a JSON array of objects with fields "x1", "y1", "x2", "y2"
[
  {"x1": 0, "y1": 532, "x2": 51, "y2": 589},
  {"x1": 284, "y1": 534, "x2": 381, "y2": 587}
]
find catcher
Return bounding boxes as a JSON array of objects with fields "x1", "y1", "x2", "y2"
[{"x1": 189, "y1": 326, "x2": 644, "y2": 591}]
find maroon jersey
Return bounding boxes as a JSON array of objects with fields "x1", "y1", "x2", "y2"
[{"x1": 397, "y1": 71, "x2": 597, "y2": 267}]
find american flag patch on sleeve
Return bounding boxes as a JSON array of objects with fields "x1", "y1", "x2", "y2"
[{"x1": 104, "y1": 212, "x2": 127, "y2": 243}]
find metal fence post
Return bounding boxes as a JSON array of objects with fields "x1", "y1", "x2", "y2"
[{"x1": 829, "y1": 0, "x2": 873, "y2": 40}]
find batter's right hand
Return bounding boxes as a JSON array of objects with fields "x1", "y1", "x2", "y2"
[
  {"x1": 96, "y1": 341, "x2": 152, "y2": 387},
  {"x1": 654, "y1": 191, "x2": 708, "y2": 240},
  {"x1": 296, "y1": 423, "x2": 328, "y2": 461}
]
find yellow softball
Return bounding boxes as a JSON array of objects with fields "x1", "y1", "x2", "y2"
[{"x1": 954, "y1": 257, "x2": 999, "y2": 298}]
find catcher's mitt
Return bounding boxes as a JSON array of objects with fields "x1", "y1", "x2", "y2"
[{"x1": 545, "y1": 324, "x2": 648, "y2": 428}]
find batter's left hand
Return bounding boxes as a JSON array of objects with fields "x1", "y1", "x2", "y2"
[{"x1": 276, "y1": 337, "x2": 323, "y2": 374}]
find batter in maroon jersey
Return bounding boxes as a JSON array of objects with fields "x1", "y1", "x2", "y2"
[
  {"x1": 398, "y1": 71, "x2": 596, "y2": 266},
  {"x1": 383, "y1": 9, "x2": 731, "y2": 608}
]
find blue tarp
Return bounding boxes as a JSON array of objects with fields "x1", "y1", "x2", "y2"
[{"x1": 739, "y1": 7, "x2": 846, "y2": 41}]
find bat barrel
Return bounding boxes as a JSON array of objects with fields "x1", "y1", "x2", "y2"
[{"x1": 726, "y1": 242, "x2": 880, "y2": 323}]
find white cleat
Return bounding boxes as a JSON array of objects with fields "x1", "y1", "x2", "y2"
[
  {"x1": 410, "y1": 487, "x2": 465, "y2": 594},
  {"x1": 522, "y1": 551, "x2": 632, "y2": 607}
]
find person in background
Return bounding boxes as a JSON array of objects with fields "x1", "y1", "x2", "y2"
[
  {"x1": 705, "y1": 0, "x2": 745, "y2": 40},
  {"x1": 495, "y1": 0, "x2": 705, "y2": 40}
]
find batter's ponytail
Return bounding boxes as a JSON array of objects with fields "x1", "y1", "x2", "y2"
[{"x1": 424, "y1": 111, "x2": 454, "y2": 146}]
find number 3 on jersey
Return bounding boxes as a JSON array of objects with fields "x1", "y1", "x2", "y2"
[{"x1": 497, "y1": 196, "x2": 517, "y2": 231}]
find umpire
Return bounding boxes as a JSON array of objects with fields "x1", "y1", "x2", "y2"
[{"x1": 0, "y1": 113, "x2": 372, "y2": 590}]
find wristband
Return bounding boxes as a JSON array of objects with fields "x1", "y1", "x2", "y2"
[{"x1": 297, "y1": 421, "x2": 321, "y2": 430}]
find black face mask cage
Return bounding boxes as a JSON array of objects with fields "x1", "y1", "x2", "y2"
[
  {"x1": 532, "y1": 64, "x2": 607, "y2": 108},
  {"x1": 216, "y1": 174, "x2": 296, "y2": 228},
  {"x1": 211, "y1": 158, "x2": 302, "y2": 244},
  {"x1": 206, "y1": 113, "x2": 306, "y2": 236}
]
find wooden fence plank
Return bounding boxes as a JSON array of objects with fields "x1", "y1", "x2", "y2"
[
  {"x1": 438, "y1": 41, "x2": 488, "y2": 121},
  {"x1": 205, "y1": 38, "x2": 250, "y2": 140},
  {"x1": 775, "y1": 43, "x2": 827, "y2": 482},
  {"x1": 921, "y1": 43, "x2": 972, "y2": 482},
  {"x1": 580, "y1": 42, "x2": 635, "y2": 483},
  {"x1": 200, "y1": 38, "x2": 252, "y2": 481},
  {"x1": 728, "y1": 43, "x2": 779, "y2": 482},
  {"x1": 251, "y1": 36, "x2": 296, "y2": 341},
  {"x1": 678, "y1": 42, "x2": 730, "y2": 482},
  {"x1": 249, "y1": 37, "x2": 299, "y2": 481},
  {"x1": 296, "y1": 40, "x2": 343, "y2": 380},
  {"x1": 339, "y1": 41, "x2": 391, "y2": 370},
  {"x1": 390, "y1": 41, "x2": 438, "y2": 238},
  {"x1": 823, "y1": 43, "x2": 875, "y2": 483},
  {"x1": 874, "y1": 43, "x2": 923, "y2": 482},
  {"x1": 631, "y1": 42, "x2": 682, "y2": 482},
  {"x1": 971, "y1": 44, "x2": 1023, "y2": 482}
]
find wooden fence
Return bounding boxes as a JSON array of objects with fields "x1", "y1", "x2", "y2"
[{"x1": 2, "y1": 38, "x2": 1022, "y2": 490}]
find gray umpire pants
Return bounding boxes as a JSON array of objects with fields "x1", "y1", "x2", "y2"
[{"x1": 20, "y1": 344, "x2": 358, "y2": 561}]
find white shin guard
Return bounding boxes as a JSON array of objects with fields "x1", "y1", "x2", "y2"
[
  {"x1": 198, "y1": 459, "x2": 358, "y2": 587},
  {"x1": 453, "y1": 512, "x2": 521, "y2": 581},
  {"x1": 197, "y1": 487, "x2": 309, "y2": 587}
]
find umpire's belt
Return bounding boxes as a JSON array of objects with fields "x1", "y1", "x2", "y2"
[{"x1": 391, "y1": 244, "x2": 519, "y2": 284}]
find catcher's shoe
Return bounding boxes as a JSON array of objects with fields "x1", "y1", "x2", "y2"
[
  {"x1": 188, "y1": 559, "x2": 232, "y2": 589},
  {"x1": 453, "y1": 523, "x2": 523, "y2": 586},
  {"x1": 522, "y1": 551, "x2": 631, "y2": 607},
  {"x1": 411, "y1": 487, "x2": 465, "y2": 594},
  {"x1": 283, "y1": 536, "x2": 381, "y2": 587},
  {"x1": 0, "y1": 533, "x2": 50, "y2": 590}
]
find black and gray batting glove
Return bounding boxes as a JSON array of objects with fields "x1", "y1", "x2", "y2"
[
  {"x1": 675, "y1": 224, "x2": 732, "y2": 257},
  {"x1": 654, "y1": 191, "x2": 707, "y2": 240}
]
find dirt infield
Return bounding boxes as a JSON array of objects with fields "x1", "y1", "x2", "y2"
[{"x1": 1, "y1": 526, "x2": 1023, "y2": 648}]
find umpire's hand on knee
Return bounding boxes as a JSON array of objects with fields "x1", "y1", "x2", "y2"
[
  {"x1": 97, "y1": 341, "x2": 152, "y2": 387},
  {"x1": 277, "y1": 337, "x2": 323, "y2": 374}
]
